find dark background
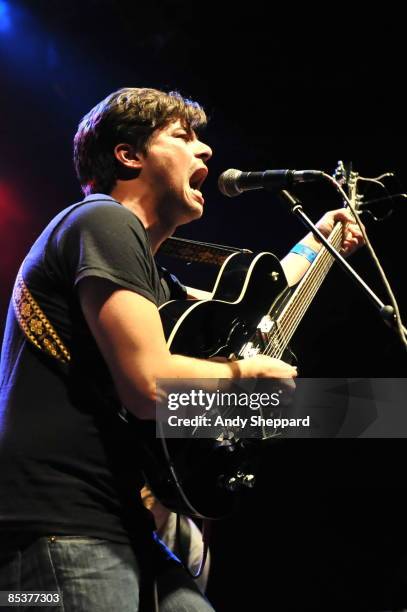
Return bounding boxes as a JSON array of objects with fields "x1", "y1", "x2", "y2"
[{"x1": 1, "y1": 2, "x2": 406, "y2": 609}]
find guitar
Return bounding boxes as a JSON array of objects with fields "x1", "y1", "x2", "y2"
[{"x1": 136, "y1": 163, "x2": 359, "y2": 519}]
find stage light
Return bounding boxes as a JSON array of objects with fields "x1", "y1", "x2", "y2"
[{"x1": 0, "y1": 0, "x2": 11, "y2": 33}]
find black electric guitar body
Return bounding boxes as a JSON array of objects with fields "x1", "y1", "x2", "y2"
[{"x1": 161, "y1": 251, "x2": 289, "y2": 359}]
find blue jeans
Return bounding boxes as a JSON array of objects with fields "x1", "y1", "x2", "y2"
[{"x1": 0, "y1": 534, "x2": 215, "y2": 611}]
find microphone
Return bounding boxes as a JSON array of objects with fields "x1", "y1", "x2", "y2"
[{"x1": 218, "y1": 168, "x2": 325, "y2": 197}]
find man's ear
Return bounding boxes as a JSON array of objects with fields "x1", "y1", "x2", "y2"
[
  {"x1": 114, "y1": 143, "x2": 143, "y2": 170},
  {"x1": 114, "y1": 143, "x2": 143, "y2": 181}
]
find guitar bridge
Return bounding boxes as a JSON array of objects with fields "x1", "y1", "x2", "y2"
[{"x1": 239, "y1": 342, "x2": 260, "y2": 358}]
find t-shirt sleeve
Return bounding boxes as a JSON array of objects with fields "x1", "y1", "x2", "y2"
[{"x1": 53, "y1": 202, "x2": 158, "y2": 304}]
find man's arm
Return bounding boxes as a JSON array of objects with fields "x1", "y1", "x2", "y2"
[
  {"x1": 185, "y1": 286, "x2": 213, "y2": 300},
  {"x1": 78, "y1": 278, "x2": 297, "y2": 420}
]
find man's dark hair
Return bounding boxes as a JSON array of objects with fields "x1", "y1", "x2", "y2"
[{"x1": 73, "y1": 87, "x2": 207, "y2": 195}]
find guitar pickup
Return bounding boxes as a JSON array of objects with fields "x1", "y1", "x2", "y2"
[
  {"x1": 239, "y1": 341, "x2": 261, "y2": 358},
  {"x1": 239, "y1": 317, "x2": 275, "y2": 357}
]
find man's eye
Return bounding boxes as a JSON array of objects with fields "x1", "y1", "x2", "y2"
[{"x1": 175, "y1": 132, "x2": 189, "y2": 140}]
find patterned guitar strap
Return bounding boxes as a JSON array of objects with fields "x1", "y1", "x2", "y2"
[{"x1": 12, "y1": 266, "x2": 71, "y2": 365}]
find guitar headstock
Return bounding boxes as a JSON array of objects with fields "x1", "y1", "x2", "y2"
[{"x1": 333, "y1": 161, "x2": 362, "y2": 215}]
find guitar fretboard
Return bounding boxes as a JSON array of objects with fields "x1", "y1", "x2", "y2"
[{"x1": 240, "y1": 223, "x2": 343, "y2": 359}]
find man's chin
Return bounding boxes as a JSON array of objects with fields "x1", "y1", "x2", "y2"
[
  {"x1": 181, "y1": 198, "x2": 204, "y2": 223},
  {"x1": 178, "y1": 207, "x2": 203, "y2": 226}
]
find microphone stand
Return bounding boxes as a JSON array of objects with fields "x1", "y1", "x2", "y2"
[{"x1": 280, "y1": 190, "x2": 407, "y2": 341}]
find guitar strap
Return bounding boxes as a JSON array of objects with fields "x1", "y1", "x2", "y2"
[
  {"x1": 159, "y1": 236, "x2": 252, "y2": 265},
  {"x1": 12, "y1": 266, "x2": 71, "y2": 364}
]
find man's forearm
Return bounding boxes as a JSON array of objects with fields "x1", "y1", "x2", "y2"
[
  {"x1": 280, "y1": 232, "x2": 322, "y2": 286},
  {"x1": 124, "y1": 353, "x2": 241, "y2": 419}
]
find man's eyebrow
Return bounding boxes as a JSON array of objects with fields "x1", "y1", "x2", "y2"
[{"x1": 173, "y1": 125, "x2": 195, "y2": 139}]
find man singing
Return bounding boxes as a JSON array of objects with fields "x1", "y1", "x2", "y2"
[{"x1": 0, "y1": 87, "x2": 363, "y2": 611}]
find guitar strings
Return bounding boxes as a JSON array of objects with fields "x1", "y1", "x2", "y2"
[
  {"x1": 268, "y1": 249, "x2": 336, "y2": 357},
  {"x1": 265, "y1": 229, "x2": 342, "y2": 358},
  {"x1": 260, "y1": 229, "x2": 339, "y2": 355},
  {"x1": 266, "y1": 237, "x2": 340, "y2": 358},
  {"x1": 276, "y1": 230, "x2": 343, "y2": 349},
  {"x1": 261, "y1": 226, "x2": 342, "y2": 358}
]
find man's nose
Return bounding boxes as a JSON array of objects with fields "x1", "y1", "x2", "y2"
[{"x1": 195, "y1": 140, "x2": 212, "y2": 163}]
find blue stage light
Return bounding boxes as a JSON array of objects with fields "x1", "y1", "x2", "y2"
[{"x1": 0, "y1": 0, "x2": 11, "y2": 33}]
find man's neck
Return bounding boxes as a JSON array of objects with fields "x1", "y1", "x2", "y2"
[{"x1": 110, "y1": 184, "x2": 175, "y2": 254}]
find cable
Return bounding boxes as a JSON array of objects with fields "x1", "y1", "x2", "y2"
[{"x1": 321, "y1": 172, "x2": 407, "y2": 350}]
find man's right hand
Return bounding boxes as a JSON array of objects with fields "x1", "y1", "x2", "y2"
[{"x1": 237, "y1": 355, "x2": 297, "y2": 379}]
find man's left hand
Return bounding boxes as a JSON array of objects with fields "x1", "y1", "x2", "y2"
[{"x1": 315, "y1": 208, "x2": 365, "y2": 257}]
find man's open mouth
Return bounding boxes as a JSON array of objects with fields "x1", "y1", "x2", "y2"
[{"x1": 189, "y1": 167, "x2": 208, "y2": 198}]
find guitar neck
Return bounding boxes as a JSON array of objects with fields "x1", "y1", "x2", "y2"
[{"x1": 263, "y1": 222, "x2": 343, "y2": 358}]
